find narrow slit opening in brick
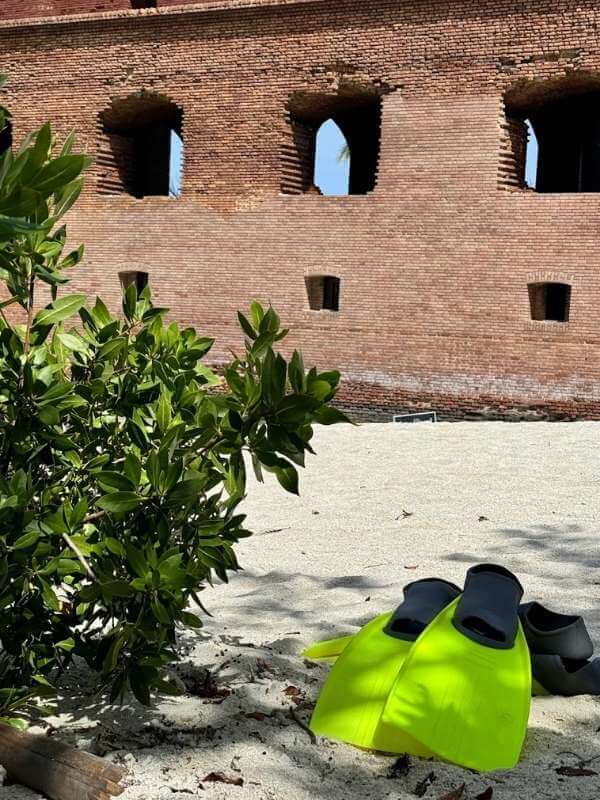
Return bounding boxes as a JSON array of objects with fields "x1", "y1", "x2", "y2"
[
  {"x1": 528, "y1": 282, "x2": 570, "y2": 322},
  {"x1": 305, "y1": 275, "x2": 340, "y2": 311},
  {"x1": 119, "y1": 270, "x2": 149, "y2": 295},
  {"x1": 99, "y1": 93, "x2": 183, "y2": 198},
  {"x1": 130, "y1": 0, "x2": 156, "y2": 7},
  {"x1": 283, "y1": 85, "x2": 382, "y2": 196}
]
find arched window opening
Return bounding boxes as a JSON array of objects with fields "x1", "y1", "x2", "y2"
[
  {"x1": 283, "y1": 84, "x2": 383, "y2": 196},
  {"x1": 528, "y1": 282, "x2": 570, "y2": 322},
  {"x1": 524, "y1": 119, "x2": 538, "y2": 189},
  {"x1": 305, "y1": 275, "x2": 340, "y2": 312},
  {"x1": 314, "y1": 119, "x2": 350, "y2": 196},
  {"x1": 99, "y1": 93, "x2": 183, "y2": 198},
  {"x1": 119, "y1": 270, "x2": 149, "y2": 294},
  {"x1": 505, "y1": 76, "x2": 600, "y2": 193}
]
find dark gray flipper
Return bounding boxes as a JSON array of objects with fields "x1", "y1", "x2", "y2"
[
  {"x1": 452, "y1": 564, "x2": 523, "y2": 650},
  {"x1": 384, "y1": 578, "x2": 461, "y2": 641},
  {"x1": 532, "y1": 654, "x2": 600, "y2": 696},
  {"x1": 519, "y1": 601, "x2": 593, "y2": 660}
]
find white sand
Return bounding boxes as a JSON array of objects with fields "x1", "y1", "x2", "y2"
[{"x1": 4, "y1": 422, "x2": 600, "y2": 799}]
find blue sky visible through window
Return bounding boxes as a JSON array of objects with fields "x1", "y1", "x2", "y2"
[
  {"x1": 169, "y1": 130, "x2": 183, "y2": 197},
  {"x1": 525, "y1": 120, "x2": 538, "y2": 189},
  {"x1": 314, "y1": 119, "x2": 350, "y2": 196},
  {"x1": 313, "y1": 118, "x2": 539, "y2": 193},
  {"x1": 168, "y1": 119, "x2": 537, "y2": 197}
]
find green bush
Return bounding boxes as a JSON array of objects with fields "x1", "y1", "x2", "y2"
[{"x1": 0, "y1": 76, "x2": 348, "y2": 722}]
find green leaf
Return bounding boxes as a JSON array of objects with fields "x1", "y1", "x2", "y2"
[
  {"x1": 151, "y1": 599, "x2": 170, "y2": 625},
  {"x1": 126, "y1": 544, "x2": 148, "y2": 579},
  {"x1": 96, "y1": 492, "x2": 142, "y2": 513},
  {"x1": 38, "y1": 577, "x2": 60, "y2": 611},
  {"x1": 57, "y1": 332, "x2": 87, "y2": 352},
  {"x1": 166, "y1": 479, "x2": 203, "y2": 508},
  {"x1": 156, "y1": 390, "x2": 171, "y2": 434},
  {"x1": 102, "y1": 580, "x2": 135, "y2": 599},
  {"x1": 123, "y1": 282, "x2": 137, "y2": 321},
  {"x1": 104, "y1": 537, "x2": 126, "y2": 557},
  {"x1": 129, "y1": 668, "x2": 152, "y2": 706},
  {"x1": 250, "y1": 300, "x2": 264, "y2": 329},
  {"x1": 237, "y1": 311, "x2": 257, "y2": 340},
  {"x1": 32, "y1": 154, "x2": 90, "y2": 197},
  {"x1": 124, "y1": 454, "x2": 141, "y2": 487},
  {"x1": 97, "y1": 337, "x2": 126, "y2": 361},
  {"x1": 314, "y1": 406, "x2": 352, "y2": 425},
  {"x1": 275, "y1": 464, "x2": 299, "y2": 495},
  {"x1": 70, "y1": 498, "x2": 88, "y2": 528},
  {"x1": 96, "y1": 471, "x2": 136, "y2": 493},
  {"x1": 180, "y1": 611, "x2": 203, "y2": 628},
  {"x1": 56, "y1": 637, "x2": 75, "y2": 652},
  {"x1": 12, "y1": 531, "x2": 40, "y2": 550},
  {"x1": 34, "y1": 293, "x2": 86, "y2": 327}
]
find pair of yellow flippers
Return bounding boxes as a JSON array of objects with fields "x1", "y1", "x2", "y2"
[{"x1": 305, "y1": 566, "x2": 531, "y2": 772}]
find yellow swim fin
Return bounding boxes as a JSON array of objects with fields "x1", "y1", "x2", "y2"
[
  {"x1": 380, "y1": 564, "x2": 531, "y2": 771},
  {"x1": 302, "y1": 634, "x2": 354, "y2": 663},
  {"x1": 309, "y1": 579, "x2": 461, "y2": 751}
]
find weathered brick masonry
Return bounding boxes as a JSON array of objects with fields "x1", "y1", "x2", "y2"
[{"x1": 1, "y1": 0, "x2": 600, "y2": 419}]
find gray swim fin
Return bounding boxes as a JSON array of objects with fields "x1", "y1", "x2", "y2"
[{"x1": 519, "y1": 601, "x2": 599, "y2": 696}]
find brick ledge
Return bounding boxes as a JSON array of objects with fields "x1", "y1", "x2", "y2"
[{"x1": 0, "y1": 0, "x2": 329, "y2": 31}]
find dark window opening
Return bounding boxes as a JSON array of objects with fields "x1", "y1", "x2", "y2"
[
  {"x1": 119, "y1": 270, "x2": 149, "y2": 294},
  {"x1": 305, "y1": 275, "x2": 340, "y2": 311},
  {"x1": 528, "y1": 282, "x2": 570, "y2": 322},
  {"x1": 131, "y1": 0, "x2": 156, "y2": 7},
  {"x1": 0, "y1": 120, "x2": 12, "y2": 154},
  {"x1": 99, "y1": 93, "x2": 183, "y2": 198},
  {"x1": 505, "y1": 79, "x2": 600, "y2": 193},
  {"x1": 532, "y1": 93, "x2": 600, "y2": 192},
  {"x1": 282, "y1": 85, "x2": 383, "y2": 196}
]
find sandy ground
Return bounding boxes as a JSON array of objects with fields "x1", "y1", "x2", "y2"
[{"x1": 3, "y1": 421, "x2": 600, "y2": 800}]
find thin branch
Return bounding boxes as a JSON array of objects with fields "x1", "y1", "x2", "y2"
[
  {"x1": 83, "y1": 510, "x2": 106, "y2": 524},
  {"x1": 61, "y1": 531, "x2": 96, "y2": 581},
  {"x1": 23, "y1": 274, "x2": 35, "y2": 355}
]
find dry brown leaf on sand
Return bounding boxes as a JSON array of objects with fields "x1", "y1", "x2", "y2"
[
  {"x1": 245, "y1": 711, "x2": 268, "y2": 721},
  {"x1": 201, "y1": 771, "x2": 244, "y2": 787},
  {"x1": 555, "y1": 766, "x2": 598, "y2": 776},
  {"x1": 475, "y1": 788, "x2": 494, "y2": 799}
]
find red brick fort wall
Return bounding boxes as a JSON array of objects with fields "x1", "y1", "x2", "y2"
[{"x1": 0, "y1": 0, "x2": 599, "y2": 419}]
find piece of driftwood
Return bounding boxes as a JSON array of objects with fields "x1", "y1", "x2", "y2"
[{"x1": 0, "y1": 722, "x2": 125, "y2": 800}]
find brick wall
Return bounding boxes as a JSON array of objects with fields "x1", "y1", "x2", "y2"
[{"x1": 2, "y1": 0, "x2": 600, "y2": 419}]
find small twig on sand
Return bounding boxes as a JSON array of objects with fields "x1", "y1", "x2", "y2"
[{"x1": 288, "y1": 707, "x2": 316, "y2": 744}]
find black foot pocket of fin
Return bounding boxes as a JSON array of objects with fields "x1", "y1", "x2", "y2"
[
  {"x1": 384, "y1": 578, "x2": 461, "y2": 642},
  {"x1": 533, "y1": 654, "x2": 600, "y2": 696},
  {"x1": 519, "y1": 601, "x2": 593, "y2": 660},
  {"x1": 452, "y1": 564, "x2": 523, "y2": 650}
]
